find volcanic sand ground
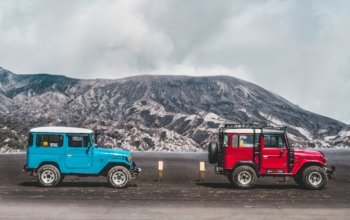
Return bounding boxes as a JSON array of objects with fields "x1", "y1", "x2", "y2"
[{"x1": 0, "y1": 150, "x2": 349, "y2": 219}]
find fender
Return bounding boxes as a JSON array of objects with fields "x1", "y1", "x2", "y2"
[
  {"x1": 292, "y1": 159, "x2": 324, "y2": 175},
  {"x1": 38, "y1": 161, "x2": 61, "y2": 171},
  {"x1": 233, "y1": 161, "x2": 259, "y2": 174},
  {"x1": 99, "y1": 162, "x2": 131, "y2": 175}
]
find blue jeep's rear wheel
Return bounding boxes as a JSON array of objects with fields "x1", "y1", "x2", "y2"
[{"x1": 37, "y1": 164, "x2": 61, "y2": 187}]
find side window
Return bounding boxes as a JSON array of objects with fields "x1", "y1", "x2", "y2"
[
  {"x1": 239, "y1": 135, "x2": 253, "y2": 147},
  {"x1": 232, "y1": 135, "x2": 239, "y2": 147},
  {"x1": 28, "y1": 133, "x2": 33, "y2": 147},
  {"x1": 68, "y1": 135, "x2": 90, "y2": 148},
  {"x1": 238, "y1": 135, "x2": 259, "y2": 148},
  {"x1": 36, "y1": 134, "x2": 63, "y2": 147},
  {"x1": 264, "y1": 135, "x2": 285, "y2": 148}
]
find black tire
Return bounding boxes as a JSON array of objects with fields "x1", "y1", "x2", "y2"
[
  {"x1": 302, "y1": 166, "x2": 328, "y2": 190},
  {"x1": 107, "y1": 166, "x2": 131, "y2": 188},
  {"x1": 208, "y1": 142, "x2": 218, "y2": 164},
  {"x1": 37, "y1": 164, "x2": 61, "y2": 187},
  {"x1": 229, "y1": 165, "x2": 257, "y2": 189}
]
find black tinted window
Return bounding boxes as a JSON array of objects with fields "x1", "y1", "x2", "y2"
[
  {"x1": 264, "y1": 135, "x2": 285, "y2": 148},
  {"x1": 68, "y1": 135, "x2": 90, "y2": 148},
  {"x1": 36, "y1": 134, "x2": 63, "y2": 147}
]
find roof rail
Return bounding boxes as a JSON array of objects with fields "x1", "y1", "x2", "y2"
[{"x1": 224, "y1": 123, "x2": 262, "y2": 128}]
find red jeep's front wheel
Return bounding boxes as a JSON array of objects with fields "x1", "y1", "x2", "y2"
[
  {"x1": 302, "y1": 166, "x2": 328, "y2": 190},
  {"x1": 229, "y1": 165, "x2": 257, "y2": 189}
]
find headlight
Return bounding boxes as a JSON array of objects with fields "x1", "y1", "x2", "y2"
[{"x1": 127, "y1": 156, "x2": 132, "y2": 162}]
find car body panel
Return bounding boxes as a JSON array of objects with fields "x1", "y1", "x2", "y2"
[
  {"x1": 217, "y1": 127, "x2": 329, "y2": 177},
  {"x1": 26, "y1": 130, "x2": 133, "y2": 175}
]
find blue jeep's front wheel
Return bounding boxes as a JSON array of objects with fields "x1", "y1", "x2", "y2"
[{"x1": 107, "y1": 166, "x2": 131, "y2": 188}]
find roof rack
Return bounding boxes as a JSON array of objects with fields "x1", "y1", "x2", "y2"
[
  {"x1": 223, "y1": 123, "x2": 286, "y2": 130},
  {"x1": 262, "y1": 126, "x2": 286, "y2": 131}
]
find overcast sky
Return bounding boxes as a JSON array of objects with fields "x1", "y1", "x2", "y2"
[{"x1": 0, "y1": 0, "x2": 349, "y2": 123}]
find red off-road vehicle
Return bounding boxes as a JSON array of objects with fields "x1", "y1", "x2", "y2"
[{"x1": 208, "y1": 124, "x2": 335, "y2": 189}]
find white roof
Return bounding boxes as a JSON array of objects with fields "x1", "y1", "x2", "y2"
[
  {"x1": 30, "y1": 127, "x2": 93, "y2": 134},
  {"x1": 224, "y1": 128, "x2": 284, "y2": 134}
]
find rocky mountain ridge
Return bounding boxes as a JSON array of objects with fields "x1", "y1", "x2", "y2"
[{"x1": 0, "y1": 67, "x2": 348, "y2": 152}]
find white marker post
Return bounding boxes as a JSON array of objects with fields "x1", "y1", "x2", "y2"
[
  {"x1": 158, "y1": 161, "x2": 164, "y2": 181},
  {"x1": 199, "y1": 161, "x2": 206, "y2": 181},
  {"x1": 284, "y1": 176, "x2": 290, "y2": 182}
]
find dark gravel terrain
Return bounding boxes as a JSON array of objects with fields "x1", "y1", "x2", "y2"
[{"x1": 0, "y1": 150, "x2": 349, "y2": 219}]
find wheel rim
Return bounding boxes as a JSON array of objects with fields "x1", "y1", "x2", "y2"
[
  {"x1": 41, "y1": 170, "x2": 56, "y2": 184},
  {"x1": 308, "y1": 171, "x2": 322, "y2": 186},
  {"x1": 238, "y1": 171, "x2": 252, "y2": 185},
  {"x1": 112, "y1": 170, "x2": 127, "y2": 186}
]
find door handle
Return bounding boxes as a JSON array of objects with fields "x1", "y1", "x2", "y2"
[
  {"x1": 67, "y1": 154, "x2": 72, "y2": 157},
  {"x1": 263, "y1": 155, "x2": 268, "y2": 159}
]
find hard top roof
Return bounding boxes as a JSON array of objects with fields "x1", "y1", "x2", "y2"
[
  {"x1": 30, "y1": 127, "x2": 93, "y2": 134},
  {"x1": 222, "y1": 124, "x2": 286, "y2": 134}
]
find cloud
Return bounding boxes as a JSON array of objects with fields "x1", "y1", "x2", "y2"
[{"x1": 0, "y1": 0, "x2": 349, "y2": 123}]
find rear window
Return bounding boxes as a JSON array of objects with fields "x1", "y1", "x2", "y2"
[
  {"x1": 223, "y1": 134, "x2": 229, "y2": 147},
  {"x1": 237, "y1": 134, "x2": 260, "y2": 148},
  {"x1": 28, "y1": 133, "x2": 33, "y2": 147},
  {"x1": 36, "y1": 134, "x2": 64, "y2": 147}
]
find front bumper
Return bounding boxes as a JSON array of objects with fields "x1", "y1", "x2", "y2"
[
  {"x1": 130, "y1": 161, "x2": 141, "y2": 179},
  {"x1": 324, "y1": 165, "x2": 336, "y2": 178}
]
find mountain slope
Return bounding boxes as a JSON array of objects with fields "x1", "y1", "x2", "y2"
[{"x1": 0, "y1": 67, "x2": 347, "y2": 151}]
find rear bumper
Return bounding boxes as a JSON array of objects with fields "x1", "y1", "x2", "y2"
[
  {"x1": 214, "y1": 165, "x2": 224, "y2": 174},
  {"x1": 23, "y1": 165, "x2": 37, "y2": 176},
  {"x1": 22, "y1": 165, "x2": 32, "y2": 172}
]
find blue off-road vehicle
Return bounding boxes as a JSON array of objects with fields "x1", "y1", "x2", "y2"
[{"x1": 23, "y1": 127, "x2": 141, "y2": 188}]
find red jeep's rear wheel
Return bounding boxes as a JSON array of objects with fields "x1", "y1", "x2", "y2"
[{"x1": 229, "y1": 165, "x2": 257, "y2": 189}]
